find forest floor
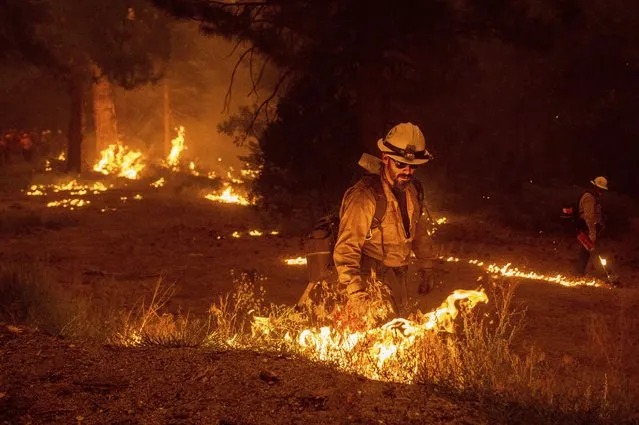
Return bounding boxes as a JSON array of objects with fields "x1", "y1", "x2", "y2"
[{"x1": 1, "y1": 163, "x2": 638, "y2": 425}]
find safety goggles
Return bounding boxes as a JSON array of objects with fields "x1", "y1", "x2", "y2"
[{"x1": 392, "y1": 159, "x2": 419, "y2": 170}]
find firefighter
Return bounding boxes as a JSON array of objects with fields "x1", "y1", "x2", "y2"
[
  {"x1": 19, "y1": 132, "x2": 33, "y2": 162},
  {"x1": 333, "y1": 122, "x2": 435, "y2": 315},
  {"x1": 575, "y1": 176, "x2": 607, "y2": 276}
]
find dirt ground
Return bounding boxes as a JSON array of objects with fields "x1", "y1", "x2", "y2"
[{"x1": 1, "y1": 169, "x2": 639, "y2": 424}]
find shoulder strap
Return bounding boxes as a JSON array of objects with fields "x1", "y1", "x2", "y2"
[
  {"x1": 361, "y1": 174, "x2": 387, "y2": 230},
  {"x1": 412, "y1": 178, "x2": 425, "y2": 216}
]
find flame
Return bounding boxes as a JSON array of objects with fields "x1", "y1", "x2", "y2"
[
  {"x1": 26, "y1": 180, "x2": 110, "y2": 196},
  {"x1": 441, "y1": 257, "x2": 604, "y2": 288},
  {"x1": 426, "y1": 216, "x2": 448, "y2": 236},
  {"x1": 166, "y1": 126, "x2": 186, "y2": 170},
  {"x1": 47, "y1": 198, "x2": 90, "y2": 209},
  {"x1": 271, "y1": 288, "x2": 487, "y2": 382},
  {"x1": 249, "y1": 230, "x2": 263, "y2": 236},
  {"x1": 284, "y1": 256, "x2": 307, "y2": 265},
  {"x1": 26, "y1": 185, "x2": 45, "y2": 196},
  {"x1": 226, "y1": 168, "x2": 244, "y2": 184},
  {"x1": 240, "y1": 164, "x2": 262, "y2": 180},
  {"x1": 150, "y1": 178, "x2": 165, "y2": 188},
  {"x1": 93, "y1": 143, "x2": 145, "y2": 179},
  {"x1": 57, "y1": 151, "x2": 66, "y2": 161},
  {"x1": 204, "y1": 187, "x2": 252, "y2": 206},
  {"x1": 599, "y1": 256, "x2": 607, "y2": 267}
]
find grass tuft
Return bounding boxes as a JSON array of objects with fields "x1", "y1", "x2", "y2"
[{"x1": 0, "y1": 264, "x2": 106, "y2": 339}]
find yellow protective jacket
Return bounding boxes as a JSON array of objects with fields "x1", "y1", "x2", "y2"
[
  {"x1": 579, "y1": 191, "x2": 602, "y2": 243},
  {"x1": 333, "y1": 173, "x2": 433, "y2": 295}
]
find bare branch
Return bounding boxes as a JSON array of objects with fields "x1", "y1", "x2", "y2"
[
  {"x1": 238, "y1": 67, "x2": 293, "y2": 146},
  {"x1": 223, "y1": 45, "x2": 255, "y2": 113},
  {"x1": 225, "y1": 39, "x2": 244, "y2": 59},
  {"x1": 248, "y1": 47, "x2": 256, "y2": 96},
  {"x1": 247, "y1": 56, "x2": 270, "y2": 98}
]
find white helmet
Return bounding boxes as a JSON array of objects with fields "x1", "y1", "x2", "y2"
[
  {"x1": 591, "y1": 176, "x2": 608, "y2": 190},
  {"x1": 377, "y1": 122, "x2": 433, "y2": 165}
]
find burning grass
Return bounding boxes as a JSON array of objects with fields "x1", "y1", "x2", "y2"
[
  {"x1": 1, "y1": 259, "x2": 635, "y2": 421},
  {"x1": 110, "y1": 273, "x2": 636, "y2": 422}
]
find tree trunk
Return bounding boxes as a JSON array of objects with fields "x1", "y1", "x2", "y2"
[
  {"x1": 67, "y1": 75, "x2": 84, "y2": 173},
  {"x1": 91, "y1": 63, "x2": 119, "y2": 157},
  {"x1": 163, "y1": 78, "x2": 171, "y2": 157}
]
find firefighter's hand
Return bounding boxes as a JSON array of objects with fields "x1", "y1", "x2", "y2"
[
  {"x1": 418, "y1": 267, "x2": 435, "y2": 294},
  {"x1": 346, "y1": 290, "x2": 369, "y2": 315}
]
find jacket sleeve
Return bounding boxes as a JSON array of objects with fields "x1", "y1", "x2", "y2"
[
  {"x1": 412, "y1": 211, "x2": 435, "y2": 269},
  {"x1": 581, "y1": 194, "x2": 598, "y2": 243},
  {"x1": 333, "y1": 186, "x2": 376, "y2": 295}
]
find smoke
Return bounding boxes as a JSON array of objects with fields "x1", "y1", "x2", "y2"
[{"x1": 115, "y1": 21, "x2": 277, "y2": 169}]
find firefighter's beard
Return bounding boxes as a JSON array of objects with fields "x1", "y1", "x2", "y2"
[{"x1": 387, "y1": 166, "x2": 413, "y2": 190}]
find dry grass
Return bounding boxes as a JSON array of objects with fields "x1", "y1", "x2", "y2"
[
  {"x1": 0, "y1": 263, "x2": 108, "y2": 339},
  {"x1": 410, "y1": 278, "x2": 638, "y2": 423},
  {"x1": 112, "y1": 273, "x2": 637, "y2": 422},
  {"x1": 5, "y1": 263, "x2": 634, "y2": 422}
]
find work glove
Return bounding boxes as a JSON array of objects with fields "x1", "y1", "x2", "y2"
[
  {"x1": 346, "y1": 289, "x2": 368, "y2": 312},
  {"x1": 417, "y1": 267, "x2": 435, "y2": 294}
]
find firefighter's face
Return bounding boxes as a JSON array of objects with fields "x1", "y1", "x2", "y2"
[{"x1": 383, "y1": 154, "x2": 417, "y2": 189}]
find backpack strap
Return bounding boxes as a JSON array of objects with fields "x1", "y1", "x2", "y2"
[
  {"x1": 361, "y1": 174, "x2": 387, "y2": 230},
  {"x1": 361, "y1": 174, "x2": 427, "y2": 227},
  {"x1": 412, "y1": 178, "x2": 425, "y2": 218}
]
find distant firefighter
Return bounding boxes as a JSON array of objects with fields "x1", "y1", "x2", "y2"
[
  {"x1": 19, "y1": 132, "x2": 34, "y2": 162},
  {"x1": 575, "y1": 176, "x2": 607, "y2": 276}
]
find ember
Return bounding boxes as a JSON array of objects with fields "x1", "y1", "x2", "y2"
[{"x1": 150, "y1": 178, "x2": 165, "y2": 188}]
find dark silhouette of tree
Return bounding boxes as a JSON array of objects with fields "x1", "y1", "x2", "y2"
[{"x1": 155, "y1": 0, "x2": 639, "y2": 220}]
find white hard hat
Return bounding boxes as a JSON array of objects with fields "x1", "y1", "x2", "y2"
[
  {"x1": 377, "y1": 122, "x2": 433, "y2": 165},
  {"x1": 590, "y1": 176, "x2": 608, "y2": 190}
]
